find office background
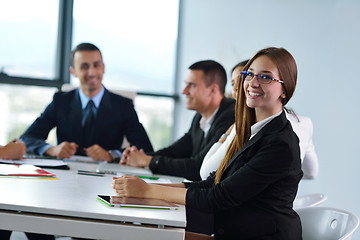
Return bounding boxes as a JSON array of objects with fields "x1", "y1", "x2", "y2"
[{"x1": 1, "y1": 0, "x2": 360, "y2": 238}]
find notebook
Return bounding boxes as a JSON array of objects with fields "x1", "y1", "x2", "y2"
[
  {"x1": 96, "y1": 163, "x2": 153, "y2": 177},
  {"x1": 97, "y1": 195, "x2": 179, "y2": 210}
]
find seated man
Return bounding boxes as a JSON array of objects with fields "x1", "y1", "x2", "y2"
[
  {"x1": 121, "y1": 60, "x2": 235, "y2": 181},
  {"x1": 21, "y1": 42, "x2": 153, "y2": 162}
]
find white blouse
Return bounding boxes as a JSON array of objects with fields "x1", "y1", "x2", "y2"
[{"x1": 199, "y1": 124, "x2": 236, "y2": 180}]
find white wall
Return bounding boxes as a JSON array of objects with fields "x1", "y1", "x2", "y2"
[{"x1": 175, "y1": 0, "x2": 360, "y2": 237}]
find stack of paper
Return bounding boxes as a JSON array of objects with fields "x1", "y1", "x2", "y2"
[
  {"x1": 0, "y1": 164, "x2": 57, "y2": 179},
  {"x1": 0, "y1": 159, "x2": 68, "y2": 169}
]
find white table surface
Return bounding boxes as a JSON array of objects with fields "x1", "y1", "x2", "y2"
[{"x1": 0, "y1": 162, "x2": 186, "y2": 239}]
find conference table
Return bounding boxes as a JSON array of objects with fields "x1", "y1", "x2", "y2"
[{"x1": 0, "y1": 161, "x2": 186, "y2": 240}]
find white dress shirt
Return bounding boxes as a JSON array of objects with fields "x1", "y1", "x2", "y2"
[{"x1": 199, "y1": 107, "x2": 219, "y2": 138}]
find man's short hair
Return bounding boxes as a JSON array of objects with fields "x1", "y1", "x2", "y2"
[
  {"x1": 70, "y1": 42, "x2": 102, "y2": 67},
  {"x1": 189, "y1": 60, "x2": 227, "y2": 95}
]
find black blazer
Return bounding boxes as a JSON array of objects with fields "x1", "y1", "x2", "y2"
[
  {"x1": 21, "y1": 88, "x2": 153, "y2": 155},
  {"x1": 149, "y1": 97, "x2": 235, "y2": 181},
  {"x1": 186, "y1": 111, "x2": 303, "y2": 239}
]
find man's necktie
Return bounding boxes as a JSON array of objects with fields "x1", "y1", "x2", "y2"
[{"x1": 82, "y1": 100, "x2": 96, "y2": 148}]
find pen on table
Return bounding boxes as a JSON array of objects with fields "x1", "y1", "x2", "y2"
[
  {"x1": 137, "y1": 175, "x2": 159, "y2": 180},
  {"x1": 77, "y1": 170, "x2": 105, "y2": 177}
]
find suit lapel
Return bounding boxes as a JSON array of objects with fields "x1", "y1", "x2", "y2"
[
  {"x1": 224, "y1": 130, "x2": 264, "y2": 172},
  {"x1": 68, "y1": 91, "x2": 82, "y2": 144},
  {"x1": 201, "y1": 97, "x2": 235, "y2": 148},
  {"x1": 222, "y1": 111, "x2": 288, "y2": 174},
  {"x1": 206, "y1": 97, "x2": 234, "y2": 140},
  {"x1": 92, "y1": 89, "x2": 112, "y2": 140},
  {"x1": 192, "y1": 114, "x2": 205, "y2": 151}
]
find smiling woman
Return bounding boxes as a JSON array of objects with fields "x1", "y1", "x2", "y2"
[
  {"x1": 242, "y1": 55, "x2": 287, "y2": 122},
  {"x1": 113, "y1": 47, "x2": 303, "y2": 239}
]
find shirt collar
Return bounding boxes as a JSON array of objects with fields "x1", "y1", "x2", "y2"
[
  {"x1": 78, "y1": 86, "x2": 105, "y2": 109},
  {"x1": 200, "y1": 106, "x2": 219, "y2": 138},
  {"x1": 250, "y1": 110, "x2": 283, "y2": 139}
]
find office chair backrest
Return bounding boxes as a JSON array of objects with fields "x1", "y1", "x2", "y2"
[
  {"x1": 296, "y1": 207, "x2": 359, "y2": 240},
  {"x1": 293, "y1": 193, "x2": 328, "y2": 209}
]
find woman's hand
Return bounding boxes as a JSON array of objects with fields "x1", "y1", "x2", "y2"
[
  {"x1": 112, "y1": 176, "x2": 187, "y2": 205},
  {"x1": 112, "y1": 175, "x2": 149, "y2": 198},
  {"x1": 0, "y1": 139, "x2": 27, "y2": 159}
]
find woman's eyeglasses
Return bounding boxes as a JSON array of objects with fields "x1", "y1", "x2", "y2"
[{"x1": 240, "y1": 71, "x2": 284, "y2": 84}]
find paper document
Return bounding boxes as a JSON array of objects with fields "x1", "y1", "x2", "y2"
[
  {"x1": 0, "y1": 159, "x2": 68, "y2": 169},
  {"x1": 0, "y1": 164, "x2": 56, "y2": 177}
]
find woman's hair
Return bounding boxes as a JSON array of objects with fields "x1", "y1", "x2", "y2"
[
  {"x1": 285, "y1": 107, "x2": 300, "y2": 122},
  {"x1": 215, "y1": 47, "x2": 297, "y2": 184},
  {"x1": 231, "y1": 59, "x2": 249, "y2": 74}
]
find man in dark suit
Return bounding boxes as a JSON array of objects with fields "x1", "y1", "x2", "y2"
[
  {"x1": 21, "y1": 42, "x2": 153, "y2": 162},
  {"x1": 120, "y1": 60, "x2": 235, "y2": 181}
]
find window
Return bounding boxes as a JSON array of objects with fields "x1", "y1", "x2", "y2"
[
  {"x1": 135, "y1": 96, "x2": 174, "y2": 150},
  {"x1": 0, "y1": 0, "x2": 59, "y2": 79},
  {"x1": 0, "y1": 85, "x2": 57, "y2": 144},
  {"x1": 0, "y1": 0, "x2": 179, "y2": 150},
  {"x1": 72, "y1": 0, "x2": 179, "y2": 95},
  {"x1": 72, "y1": 0, "x2": 179, "y2": 149}
]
